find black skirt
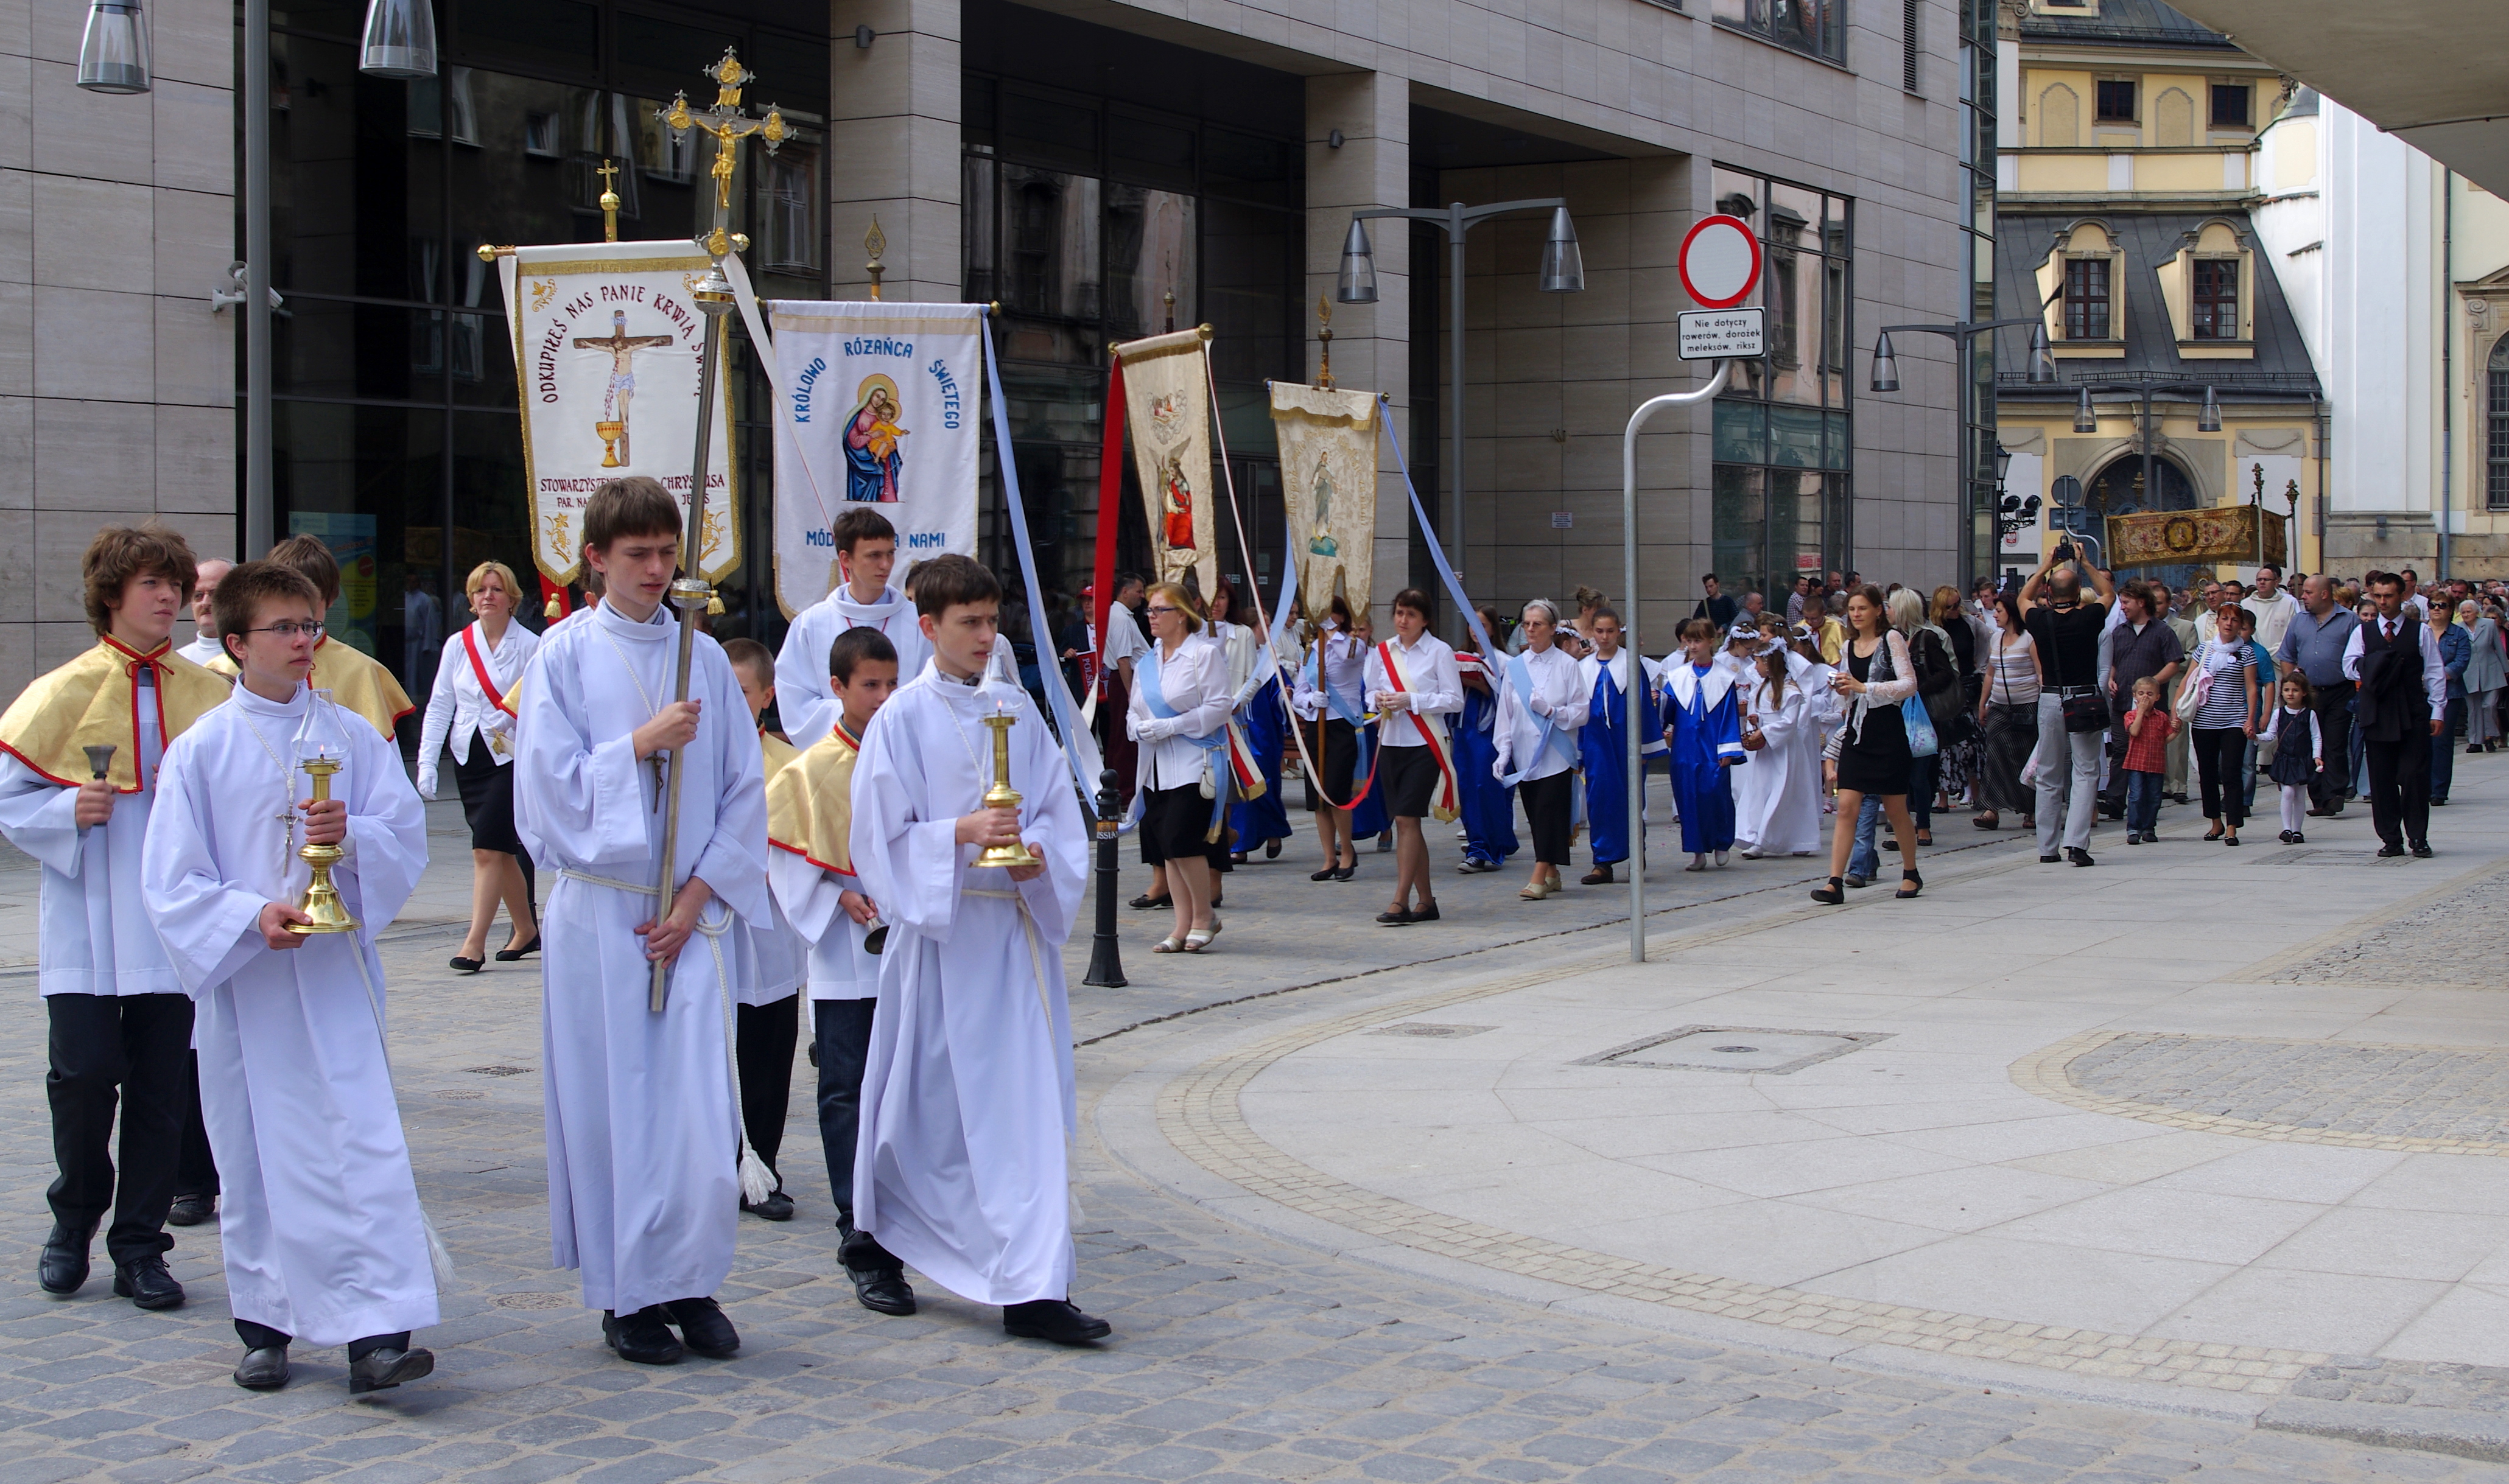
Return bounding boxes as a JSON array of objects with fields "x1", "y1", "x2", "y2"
[
  {"x1": 1141, "y1": 783, "x2": 1230, "y2": 869},
  {"x1": 1836, "y1": 701, "x2": 1915, "y2": 797},
  {"x1": 1380, "y1": 743, "x2": 1440, "y2": 818},
  {"x1": 1313, "y1": 715, "x2": 1358, "y2": 802},
  {"x1": 452, "y1": 730, "x2": 524, "y2": 854}
]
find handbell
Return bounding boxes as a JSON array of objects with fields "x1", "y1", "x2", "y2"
[
  {"x1": 974, "y1": 711, "x2": 1040, "y2": 870},
  {"x1": 83, "y1": 744, "x2": 116, "y2": 781}
]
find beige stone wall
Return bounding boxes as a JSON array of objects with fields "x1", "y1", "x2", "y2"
[{"x1": 3, "y1": 0, "x2": 235, "y2": 687}]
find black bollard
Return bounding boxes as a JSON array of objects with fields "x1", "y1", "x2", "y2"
[{"x1": 1081, "y1": 768, "x2": 1127, "y2": 987}]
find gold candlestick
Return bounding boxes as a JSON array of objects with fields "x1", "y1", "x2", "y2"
[
  {"x1": 975, "y1": 712, "x2": 1040, "y2": 869},
  {"x1": 286, "y1": 757, "x2": 360, "y2": 934}
]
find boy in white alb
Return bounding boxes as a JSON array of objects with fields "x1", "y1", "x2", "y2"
[
  {"x1": 777, "y1": 507, "x2": 930, "y2": 749},
  {"x1": 146, "y1": 559, "x2": 438, "y2": 1394},
  {"x1": 848, "y1": 555, "x2": 1106, "y2": 1343},
  {"x1": 765, "y1": 625, "x2": 914, "y2": 1315},
  {"x1": 725, "y1": 637, "x2": 807, "y2": 1222},
  {"x1": 511, "y1": 477, "x2": 771, "y2": 1368}
]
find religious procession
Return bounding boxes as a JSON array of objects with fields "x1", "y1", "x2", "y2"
[{"x1": 13, "y1": 1, "x2": 2509, "y2": 1478}]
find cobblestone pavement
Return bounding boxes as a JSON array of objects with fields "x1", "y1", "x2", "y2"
[
  {"x1": 2065, "y1": 1034, "x2": 2509, "y2": 1147},
  {"x1": 2266, "y1": 870, "x2": 2509, "y2": 986}
]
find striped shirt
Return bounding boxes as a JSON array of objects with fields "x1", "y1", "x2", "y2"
[{"x1": 2193, "y1": 640, "x2": 2253, "y2": 729}]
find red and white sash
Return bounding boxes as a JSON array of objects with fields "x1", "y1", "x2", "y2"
[
  {"x1": 462, "y1": 624, "x2": 519, "y2": 731},
  {"x1": 1377, "y1": 640, "x2": 1458, "y2": 822}
]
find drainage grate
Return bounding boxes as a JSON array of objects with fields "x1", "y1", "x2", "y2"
[
  {"x1": 1577, "y1": 1025, "x2": 1893, "y2": 1075},
  {"x1": 465, "y1": 1065, "x2": 535, "y2": 1077},
  {"x1": 1366, "y1": 1023, "x2": 1498, "y2": 1039}
]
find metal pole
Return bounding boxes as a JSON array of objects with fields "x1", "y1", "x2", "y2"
[
  {"x1": 1450, "y1": 207, "x2": 1469, "y2": 614},
  {"x1": 1621, "y1": 360, "x2": 1730, "y2": 964},
  {"x1": 1083, "y1": 769, "x2": 1127, "y2": 987},
  {"x1": 2141, "y1": 384, "x2": 2155, "y2": 549},
  {"x1": 243, "y1": 0, "x2": 273, "y2": 555},
  {"x1": 1956, "y1": 328, "x2": 1971, "y2": 585}
]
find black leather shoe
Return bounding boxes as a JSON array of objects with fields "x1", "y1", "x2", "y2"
[
  {"x1": 740, "y1": 1191, "x2": 795, "y2": 1222},
  {"x1": 1308, "y1": 867, "x2": 1339, "y2": 881},
  {"x1": 38, "y1": 1223, "x2": 92, "y2": 1296},
  {"x1": 166, "y1": 1193, "x2": 215, "y2": 1227},
  {"x1": 494, "y1": 934, "x2": 541, "y2": 962},
  {"x1": 662, "y1": 1296, "x2": 739, "y2": 1358},
  {"x1": 851, "y1": 1267, "x2": 917, "y2": 1315},
  {"x1": 2376, "y1": 842, "x2": 2405, "y2": 858},
  {"x1": 348, "y1": 1345, "x2": 433, "y2": 1394},
  {"x1": 1127, "y1": 894, "x2": 1171, "y2": 911},
  {"x1": 603, "y1": 1306, "x2": 683, "y2": 1365},
  {"x1": 233, "y1": 1345, "x2": 290, "y2": 1390},
  {"x1": 1408, "y1": 901, "x2": 1440, "y2": 923},
  {"x1": 1328, "y1": 865, "x2": 1356, "y2": 881},
  {"x1": 449, "y1": 956, "x2": 483, "y2": 975},
  {"x1": 113, "y1": 1256, "x2": 185, "y2": 1310},
  {"x1": 1002, "y1": 1298, "x2": 1112, "y2": 1344},
  {"x1": 1374, "y1": 909, "x2": 1413, "y2": 925},
  {"x1": 2412, "y1": 841, "x2": 2434, "y2": 858},
  {"x1": 2066, "y1": 847, "x2": 2096, "y2": 867},
  {"x1": 2039, "y1": 853, "x2": 2060, "y2": 864}
]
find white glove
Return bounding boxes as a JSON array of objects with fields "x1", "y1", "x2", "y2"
[
  {"x1": 1528, "y1": 690, "x2": 1551, "y2": 718},
  {"x1": 1135, "y1": 716, "x2": 1174, "y2": 743},
  {"x1": 416, "y1": 768, "x2": 438, "y2": 801}
]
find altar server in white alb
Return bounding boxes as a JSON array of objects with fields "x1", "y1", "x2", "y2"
[
  {"x1": 776, "y1": 507, "x2": 930, "y2": 749},
  {"x1": 723, "y1": 637, "x2": 808, "y2": 1223},
  {"x1": 144, "y1": 559, "x2": 439, "y2": 1396},
  {"x1": 848, "y1": 553, "x2": 1107, "y2": 1344},
  {"x1": 0, "y1": 526, "x2": 230, "y2": 1311},
  {"x1": 512, "y1": 477, "x2": 771, "y2": 1368}
]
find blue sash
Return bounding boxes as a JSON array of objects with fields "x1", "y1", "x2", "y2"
[
  {"x1": 1139, "y1": 642, "x2": 1229, "y2": 839},
  {"x1": 1500, "y1": 651, "x2": 1576, "y2": 788},
  {"x1": 1301, "y1": 634, "x2": 1372, "y2": 779}
]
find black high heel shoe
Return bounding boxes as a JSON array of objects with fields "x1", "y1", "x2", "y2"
[
  {"x1": 494, "y1": 933, "x2": 541, "y2": 962},
  {"x1": 1810, "y1": 876, "x2": 1845, "y2": 905},
  {"x1": 1897, "y1": 869, "x2": 1923, "y2": 899}
]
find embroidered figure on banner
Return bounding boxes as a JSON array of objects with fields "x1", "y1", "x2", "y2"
[
  {"x1": 1159, "y1": 450, "x2": 1195, "y2": 553},
  {"x1": 844, "y1": 374, "x2": 907, "y2": 503},
  {"x1": 1307, "y1": 452, "x2": 1339, "y2": 559},
  {"x1": 574, "y1": 309, "x2": 675, "y2": 467}
]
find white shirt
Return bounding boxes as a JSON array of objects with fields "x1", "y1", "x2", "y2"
[
  {"x1": 1125, "y1": 633, "x2": 1233, "y2": 792},
  {"x1": 776, "y1": 583, "x2": 930, "y2": 751},
  {"x1": 2341, "y1": 612, "x2": 2451, "y2": 718},
  {"x1": 1363, "y1": 631, "x2": 1462, "y2": 748},
  {"x1": 1292, "y1": 626, "x2": 1367, "y2": 721},
  {"x1": 416, "y1": 620, "x2": 538, "y2": 782},
  {"x1": 178, "y1": 631, "x2": 226, "y2": 668},
  {"x1": 1491, "y1": 644, "x2": 1589, "y2": 783},
  {"x1": 2243, "y1": 589, "x2": 2300, "y2": 654},
  {"x1": 1100, "y1": 603, "x2": 1149, "y2": 671}
]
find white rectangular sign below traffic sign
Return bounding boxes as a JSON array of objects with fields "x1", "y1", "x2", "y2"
[{"x1": 1678, "y1": 307, "x2": 1764, "y2": 360}]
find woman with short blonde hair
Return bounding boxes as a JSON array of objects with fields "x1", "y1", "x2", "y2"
[{"x1": 416, "y1": 559, "x2": 541, "y2": 973}]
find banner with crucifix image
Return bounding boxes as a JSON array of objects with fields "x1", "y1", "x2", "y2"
[
  {"x1": 494, "y1": 239, "x2": 740, "y2": 587},
  {"x1": 760, "y1": 301, "x2": 984, "y2": 618},
  {"x1": 1114, "y1": 327, "x2": 1218, "y2": 600}
]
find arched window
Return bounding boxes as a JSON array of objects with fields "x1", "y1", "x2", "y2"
[{"x1": 2490, "y1": 336, "x2": 2509, "y2": 510}]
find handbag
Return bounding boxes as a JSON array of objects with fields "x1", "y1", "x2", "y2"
[
  {"x1": 1902, "y1": 695, "x2": 1940, "y2": 757},
  {"x1": 2041, "y1": 609, "x2": 2110, "y2": 734}
]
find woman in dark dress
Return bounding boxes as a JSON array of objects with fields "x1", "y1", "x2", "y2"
[{"x1": 1814, "y1": 586, "x2": 1925, "y2": 904}]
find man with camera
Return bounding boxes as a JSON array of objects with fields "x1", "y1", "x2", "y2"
[{"x1": 2019, "y1": 542, "x2": 2114, "y2": 867}]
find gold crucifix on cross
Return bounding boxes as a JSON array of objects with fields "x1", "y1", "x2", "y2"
[
  {"x1": 595, "y1": 158, "x2": 622, "y2": 242},
  {"x1": 658, "y1": 50, "x2": 788, "y2": 259}
]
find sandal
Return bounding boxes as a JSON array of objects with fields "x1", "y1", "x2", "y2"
[
  {"x1": 1151, "y1": 936, "x2": 1185, "y2": 954},
  {"x1": 1182, "y1": 928, "x2": 1215, "y2": 952},
  {"x1": 1897, "y1": 869, "x2": 1923, "y2": 900}
]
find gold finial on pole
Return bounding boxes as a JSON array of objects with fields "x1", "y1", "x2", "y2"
[
  {"x1": 865, "y1": 215, "x2": 887, "y2": 301},
  {"x1": 1316, "y1": 293, "x2": 1335, "y2": 391},
  {"x1": 595, "y1": 158, "x2": 622, "y2": 242}
]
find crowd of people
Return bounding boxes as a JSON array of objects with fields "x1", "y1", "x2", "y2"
[{"x1": 1083, "y1": 553, "x2": 2505, "y2": 922}]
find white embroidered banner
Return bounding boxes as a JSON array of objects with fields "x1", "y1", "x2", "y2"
[
  {"x1": 763, "y1": 301, "x2": 983, "y2": 618},
  {"x1": 1269, "y1": 382, "x2": 1378, "y2": 621},
  {"x1": 1114, "y1": 327, "x2": 1216, "y2": 599},
  {"x1": 494, "y1": 240, "x2": 740, "y2": 586}
]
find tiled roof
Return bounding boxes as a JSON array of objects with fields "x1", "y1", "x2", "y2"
[
  {"x1": 1993, "y1": 210, "x2": 2321, "y2": 396},
  {"x1": 2016, "y1": 0, "x2": 2238, "y2": 50}
]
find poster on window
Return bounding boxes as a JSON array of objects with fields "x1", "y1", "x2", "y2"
[
  {"x1": 494, "y1": 239, "x2": 740, "y2": 587},
  {"x1": 1269, "y1": 381, "x2": 1378, "y2": 620},
  {"x1": 1114, "y1": 327, "x2": 1217, "y2": 600},
  {"x1": 762, "y1": 301, "x2": 983, "y2": 618}
]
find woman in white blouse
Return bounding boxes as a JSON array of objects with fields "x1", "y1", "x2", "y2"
[
  {"x1": 1492, "y1": 600, "x2": 1590, "y2": 900},
  {"x1": 417, "y1": 561, "x2": 541, "y2": 973},
  {"x1": 1126, "y1": 582, "x2": 1235, "y2": 953}
]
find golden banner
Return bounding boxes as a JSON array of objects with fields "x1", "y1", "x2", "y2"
[
  {"x1": 1114, "y1": 328, "x2": 1216, "y2": 598},
  {"x1": 2106, "y1": 505, "x2": 2287, "y2": 570},
  {"x1": 1269, "y1": 382, "x2": 1378, "y2": 621}
]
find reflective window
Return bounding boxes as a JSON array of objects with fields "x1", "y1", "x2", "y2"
[
  {"x1": 2211, "y1": 83, "x2": 2251, "y2": 129},
  {"x1": 2191, "y1": 259, "x2": 2238, "y2": 340},
  {"x1": 2488, "y1": 337, "x2": 2509, "y2": 511},
  {"x1": 1713, "y1": 0, "x2": 1845, "y2": 64},
  {"x1": 2064, "y1": 258, "x2": 2112, "y2": 339},
  {"x1": 2097, "y1": 79, "x2": 2137, "y2": 122}
]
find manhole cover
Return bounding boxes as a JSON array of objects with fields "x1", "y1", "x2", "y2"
[
  {"x1": 1577, "y1": 1026, "x2": 1893, "y2": 1074},
  {"x1": 1366, "y1": 1023, "x2": 1498, "y2": 1039},
  {"x1": 465, "y1": 1065, "x2": 534, "y2": 1077},
  {"x1": 491, "y1": 1292, "x2": 570, "y2": 1310}
]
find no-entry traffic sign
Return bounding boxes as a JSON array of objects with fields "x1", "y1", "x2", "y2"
[{"x1": 1678, "y1": 214, "x2": 1761, "y2": 309}]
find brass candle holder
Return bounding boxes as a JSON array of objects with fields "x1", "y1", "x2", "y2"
[
  {"x1": 286, "y1": 755, "x2": 360, "y2": 935},
  {"x1": 975, "y1": 712, "x2": 1040, "y2": 870}
]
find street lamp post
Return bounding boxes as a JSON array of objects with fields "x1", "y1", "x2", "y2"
[
  {"x1": 1991, "y1": 441, "x2": 2039, "y2": 578},
  {"x1": 2069, "y1": 379, "x2": 2223, "y2": 545},
  {"x1": 1869, "y1": 317, "x2": 2055, "y2": 582},
  {"x1": 1339, "y1": 200, "x2": 1585, "y2": 607}
]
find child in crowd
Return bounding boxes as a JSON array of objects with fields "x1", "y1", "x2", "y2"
[
  {"x1": 2119, "y1": 675, "x2": 2176, "y2": 844},
  {"x1": 2262, "y1": 673, "x2": 2326, "y2": 844},
  {"x1": 724, "y1": 637, "x2": 807, "y2": 1222}
]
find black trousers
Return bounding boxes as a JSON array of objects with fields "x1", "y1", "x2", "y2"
[
  {"x1": 2310, "y1": 681, "x2": 2355, "y2": 811},
  {"x1": 734, "y1": 997, "x2": 799, "y2": 1190},
  {"x1": 813, "y1": 998, "x2": 877, "y2": 1221},
  {"x1": 235, "y1": 1317, "x2": 407, "y2": 1359},
  {"x1": 2365, "y1": 730, "x2": 2432, "y2": 848},
  {"x1": 2191, "y1": 727, "x2": 2248, "y2": 828},
  {"x1": 177, "y1": 1049, "x2": 218, "y2": 1199},
  {"x1": 1519, "y1": 771, "x2": 1576, "y2": 866},
  {"x1": 47, "y1": 992, "x2": 192, "y2": 1262}
]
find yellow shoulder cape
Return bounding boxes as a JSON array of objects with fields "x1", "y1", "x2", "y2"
[
  {"x1": 766, "y1": 720, "x2": 861, "y2": 877},
  {"x1": 0, "y1": 636, "x2": 234, "y2": 792},
  {"x1": 214, "y1": 637, "x2": 415, "y2": 739}
]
